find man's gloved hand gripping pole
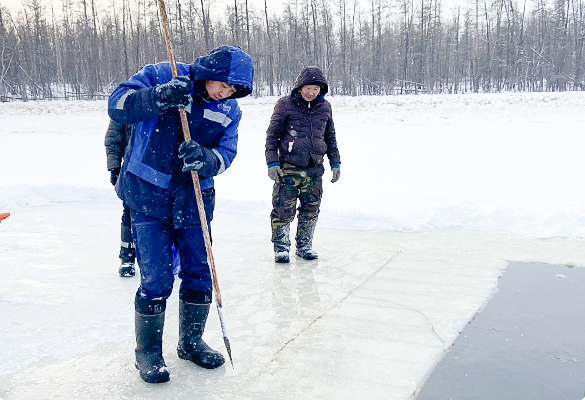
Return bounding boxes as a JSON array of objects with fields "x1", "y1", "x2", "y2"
[
  {"x1": 179, "y1": 141, "x2": 207, "y2": 172},
  {"x1": 154, "y1": 76, "x2": 193, "y2": 110}
]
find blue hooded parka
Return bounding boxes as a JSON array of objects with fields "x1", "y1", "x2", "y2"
[{"x1": 108, "y1": 46, "x2": 254, "y2": 227}]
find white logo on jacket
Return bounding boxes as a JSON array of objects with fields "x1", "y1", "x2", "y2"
[{"x1": 217, "y1": 102, "x2": 232, "y2": 113}]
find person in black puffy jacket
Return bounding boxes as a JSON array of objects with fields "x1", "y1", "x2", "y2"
[
  {"x1": 104, "y1": 119, "x2": 136, "y2": 277},
  {"x1": 265, "y1": 66, "x2": 341, "y2": 263}
]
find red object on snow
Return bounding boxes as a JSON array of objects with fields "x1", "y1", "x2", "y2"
[{"x1": 0, "y1": 212, "x2": 10, "y2": 222}]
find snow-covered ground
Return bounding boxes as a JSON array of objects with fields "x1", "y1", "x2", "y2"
[
  {"x1": 1, "y1": 92, "x2": 585, "y2": 399},
  {"x1": 3, "y1": 92, "x2": 585, "y2": 236}
]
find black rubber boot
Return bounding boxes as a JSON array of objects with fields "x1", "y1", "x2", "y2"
[
  {"x1": 272, "y1": 223, "x2": 291, "y2": 263},
  {"x1": 134, "y1": 296, "x2": 170, "y2": 383},
  {"x1": 295, "y1": 215, "x2": 318, "y2": 260},
  {"x1": 119, "y1": 261, "x2": 135, "y2": 277},
  {"x1": 177, "y1": 290, "x2": 225, "y2": 369},
  {"x1": 119, "y1": 224, "x2": 136, "y2": 277}
]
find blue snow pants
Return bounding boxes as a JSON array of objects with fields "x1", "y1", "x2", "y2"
[{"x1": 130, "y1": 196, "x2": 214, "y2": 301}]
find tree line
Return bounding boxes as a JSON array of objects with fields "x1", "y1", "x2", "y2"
[{"x1": 0, "y1": 0, "x2": 583, "y2": 101}]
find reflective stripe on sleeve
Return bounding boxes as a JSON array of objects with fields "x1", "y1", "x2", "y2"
[
  {"x1": 115, "y1": 89, "x2": 137, "y2": 110},
  {"x1": 212, "y1": 149, "x2": 226, "y2": 174}
]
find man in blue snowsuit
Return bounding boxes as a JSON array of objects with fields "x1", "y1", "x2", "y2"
[{"x1": 108, "y1": 45, "x2": 253, "y2": 383}]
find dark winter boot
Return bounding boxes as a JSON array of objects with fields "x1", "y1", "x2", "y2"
[
  {"x1": 272, "y1": 223, "x2": 291, "y2": 263},
  {"x1": 177, "y1": 291, "x2": 225, "y2": 369},
  {"x1": 119, "y1": 261, "x2": 135, "y2": 277},
  {"x1": 295, "y1": 216, "x2": 318, "y2": 260},
  {"x1": 134, "y1": 296, "x2": 170, "y2": 383},
  {"x1": 119, "y1": 224, "x2": 136, "y2": 277}
]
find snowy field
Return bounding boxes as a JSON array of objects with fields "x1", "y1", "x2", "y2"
[
  {"x1": 2, "y1": 92, "x2": 585, "y2": 236},
  {"x1": 1, "y1": 92, "x2": 585, "y2": 399}
]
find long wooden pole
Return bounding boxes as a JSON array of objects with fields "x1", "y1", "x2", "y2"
[{"x1": 156, "y1": 0, "x2": 233, "y2": 368}]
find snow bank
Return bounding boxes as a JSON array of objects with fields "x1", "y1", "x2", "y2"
[
  {"x1": 2, "y1": 92, "x2": 585, "y2": 238},
  {"x1": 0, "y1": 185, "x2": 117, "y2": 210}
]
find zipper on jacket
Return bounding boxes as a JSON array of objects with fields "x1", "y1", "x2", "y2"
[
  {"x1": 308, "y1": 102, "x2": 321, "y2": 133},
  {"x1": 297, "y1": 96, "x2": 321, "y2": 162},
  {"x1": 308, "y1": 105, "x2": 315, "y2": 148}
]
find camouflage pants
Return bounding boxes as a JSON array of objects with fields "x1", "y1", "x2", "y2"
[{"x1": 270, "y1": 164, "x2": 323, "y2": 230}]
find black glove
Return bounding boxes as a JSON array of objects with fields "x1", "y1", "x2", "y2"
[
  {"x1": 154, "y1": 76, "x2": 193, "y2": 110},
  {"x1": 110, "y1": 168, "x2": 121, "y2": 186},
  {"x1": 178, "y1": 140, "x2": 205, "y2": 172}
]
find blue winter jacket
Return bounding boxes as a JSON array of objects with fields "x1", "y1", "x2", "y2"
[{"x1": 108, "y1": 46, "x2": 254, "y2": 226}]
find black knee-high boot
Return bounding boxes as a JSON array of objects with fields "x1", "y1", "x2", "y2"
[
  {"x1": 177, "y1": 290, "x2": 225, "y2": 369},
  {"x1": 119, "y1": 223, "x2": 135, "y2": 277},
  {"x1": 134, "y1": 296, "x2": 170, "y2": 383},
  {"x1": 271, "y1": 223, "x2": 291, "y2": 263},
  {"x1": 295, "y1": 215, "x2": 318, "y2": 260}
]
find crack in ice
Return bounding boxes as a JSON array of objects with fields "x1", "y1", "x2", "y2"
[{"x1": 266, "y1": 250, "x2": 403, "y2": 365}]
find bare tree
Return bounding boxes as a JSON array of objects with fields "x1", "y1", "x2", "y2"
[{"x1": 264, "y1": 0, "x2": 273, "y2": 95}]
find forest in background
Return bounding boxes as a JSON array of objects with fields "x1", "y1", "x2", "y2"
[{"x1": 0, "y1": 0, "x2": 584, "y2": 100}]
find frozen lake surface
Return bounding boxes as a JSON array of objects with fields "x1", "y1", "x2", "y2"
[
  {"x1": 1, "y1": 203, "x2": 584, "y2": 399},
  {"x1": 1, "y1": 92, "x2": 585, "y2": 398}
]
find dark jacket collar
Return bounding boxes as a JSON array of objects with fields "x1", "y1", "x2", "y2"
[
  {"x1": 292, "y1": 91, "x2": 324, "y2": 110},
  {"x1": 192, "y1": 80, "x2": 212, "y2": 105}
]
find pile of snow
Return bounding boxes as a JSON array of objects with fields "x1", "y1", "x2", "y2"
[
  {"x1": 1, "y1": 92, "x2": 584, "y2": 237},
  {"x1": 0, "y1": 185, "x2": 116, "y2": 210}
]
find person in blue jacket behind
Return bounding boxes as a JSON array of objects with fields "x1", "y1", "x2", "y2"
[{"x1": 108, "y1": 45, "x2": 253, "y2": 384}]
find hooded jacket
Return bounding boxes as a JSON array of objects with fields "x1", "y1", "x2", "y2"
[
  {"x1": 104, "y1": 119, "x2": 129, "y2": 171},
  {"x1": 107, "y1": 46, "x2": 253, "y2": 225},
  {"x1": 265, "y1": 66, "x2": 340, "y2": 174}
]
